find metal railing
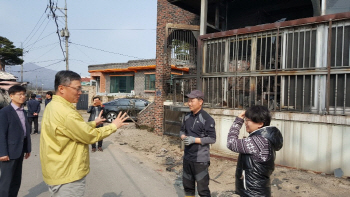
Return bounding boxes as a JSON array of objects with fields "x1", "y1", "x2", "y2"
[{"x1": 174, "y1": 13, "x2": 350, "y2": 115}]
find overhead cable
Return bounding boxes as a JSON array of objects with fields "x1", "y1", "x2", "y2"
[
  {"x1": 25, "y1": 19, "x2": 52, "y2": 52},
  {"x1": 70, "y1": 28, "x2": 156, "y2": 31},
  {"x1": 27, "y1": 44, "x2": 58, "y2": 62},
  {"x1": 29, "y1": 42, "x2": 60, "y2": 51},
  {"x1": 69, "y1": 42, "x2": 144, "y2": 59},
  {"x1": 24, "y1": 32, "x2": 56, "y2": 50},
  {"x1": 48, "y1": 0, "x2": 66, "y2": 60},
  {"x1": 23, "y1": 11, "x2": 47, "y2": 45},
  {"x1": 10, "y1": 59, "x2": 64, "y2": 73}
]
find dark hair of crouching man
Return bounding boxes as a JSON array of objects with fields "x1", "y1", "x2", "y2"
[{"x1": 180, "y1": 89, "x2": 216, "y2": 197}]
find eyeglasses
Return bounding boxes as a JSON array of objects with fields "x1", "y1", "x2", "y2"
[
  {"x1": 14, "y1": 93, "x2": 26, "y2": 97},
  {"x1": 64, "y1": 85, "x2": 82, "y2": 92}
]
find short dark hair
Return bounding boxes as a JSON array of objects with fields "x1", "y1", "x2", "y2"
[
  {"x1": 92, "y1": 96, "x2": 101, "y2": 101},
  {"x1": 8, "y1": 85, "x2": 26, "y2": 95},
  {"x1": 245, "y1": 105, "x2": 271, "y2": 127},
  {"x1": 54, "y1": 70, "x2": 81, "y2": 91},
  {"x1": 46, "y1": 91, "x2": 53, "y2": 97},
  {"x1": 31, "y1": 94, "x2": 36, "y2": 99}
]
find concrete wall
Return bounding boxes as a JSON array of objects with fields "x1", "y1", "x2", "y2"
[{"x1": 206, "y1": 108, "x2": 350, "y2": 176}]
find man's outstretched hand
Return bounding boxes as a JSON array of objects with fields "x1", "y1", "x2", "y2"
[
  {"x1": 95, "y1": 110, "x2": 106, "y2": 126},
  {"x1": 112, "y1": 112, "x2": 129, "y2": 129}
]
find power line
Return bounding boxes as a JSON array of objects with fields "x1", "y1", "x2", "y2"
[
  {"x1": 29, "y1": 41, "x2": 59, "y2": 51},
  {"x1": 29, "y1": 60, "x2": 64, "y2": 72},
  {"x1": 70, "y1": 59, "x2": 92, "y2": 64},
  {"x1": 48, "y1": 0, "x2": 66, "y2": 61},
  {"x1": 11, "y1": 59, "x2": 64, "y2": 73},
  {"x1": 25, "y1": 19, "x2": 52, "y2": 52},
  {"x1": 23, "y1": 10, "x2": 47, "y2": 45},
  {"x1": 69, "y1": 42, "x2": 144, "y2": 59},
  {"x1": 72, "y1": 44, "x2": 96, "y2": 62},
  {"x1": 27, "y1": 44, "x2": 58, "y2": 62},
  {"x1": 70, "y1": 28, "x2": 156, "y2": 31},
  {"x1": 24, "y1": 32, "x2": 56, "y2": 50},
  {"x1": 28, "y1": 59, "x2": 63, "y2": 64}
]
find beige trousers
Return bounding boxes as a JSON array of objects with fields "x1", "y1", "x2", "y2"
[{"x1": 48, "y1": 176, "x2": 86, "y2": 197}]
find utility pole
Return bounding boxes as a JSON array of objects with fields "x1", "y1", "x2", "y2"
[
  {"x1": 35, "y1": 75, "x2": 38, "y2": 94},
  {"x1": 64, "y1": 0, "x2": 69, "y2": 70},
  {"x1": 50, "y1": 0, "x2": 69, "y2": 70},
  {"x1": 21, "y1": 42, "x2": 23, "y2": 82}
]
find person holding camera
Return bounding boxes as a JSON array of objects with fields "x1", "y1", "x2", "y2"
[{"x1": 87, "y1": 96, "x2": 104, "y2": 152}]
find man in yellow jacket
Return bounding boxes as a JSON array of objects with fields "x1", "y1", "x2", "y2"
[{"x1": 40, "y1": 70, "x2": 128, "y2": 197}]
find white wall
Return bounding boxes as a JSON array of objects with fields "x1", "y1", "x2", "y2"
[{"x1": 206, "y1": 108, "x2": 350, "y2": 176}]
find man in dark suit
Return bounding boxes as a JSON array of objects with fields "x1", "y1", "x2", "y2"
[
  {"x1": 0, "y1": 85, "x2": 32, "y2": 197},
  {"x1": 27, "y1": 94, "x2": 41, "y2": 134},
  {"x1": 45, "y1": 91, "x2": 53, "y2": 106}
]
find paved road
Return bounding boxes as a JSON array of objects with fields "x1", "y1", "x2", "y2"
[{"x1": 18, "y1": 103, "x2": 183, "y2": 197}]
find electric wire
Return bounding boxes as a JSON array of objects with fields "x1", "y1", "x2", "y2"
[
  {"x1": 27, "y1": 44, "x2": 58, "y2": 63},
  {"x1": 22, "y1": 11, "x2": 47, "y2": 46},
  {"x1": 72, "y1": 44, "x2": 95, "y2": 62},
  {"x1": 69, "y1": 42, "x2": 144, "y2": 59},
  {"x1": 28, "y1": 59, "x2": 63, "y2": 64},
  {"x1": 70, "y1": 59, "x2": 92, "y2": 65},
  {"x1": 70, "y1": 28, "x2": 156, "y2": 31},
  {"x1": 10, "y1": 59, "x2": 64, "y2": 73},
  {"x1": 29, "y1": 42, "x2": 59, "y2": 51},
  {"x1": 25, "y1": 19, "x2": 52, "y2": 52},
  {"x1": 24, "y1": 32, "x2": 56, "y2": 51},
  {"x1": 48, "y1": 0, "x2": 66, "y2": 60}
]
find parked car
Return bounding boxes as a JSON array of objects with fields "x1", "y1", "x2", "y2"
[
  {"x1": 103, "y1": 98, "x2": 150, "y2": 122},
  {"x1": 35, "y1": 95, "x2": 42, "y2": 103}
]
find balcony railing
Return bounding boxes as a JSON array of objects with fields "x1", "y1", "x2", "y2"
[{"x1": 173, "y1": 12, "x2": 350, "y2": 115}]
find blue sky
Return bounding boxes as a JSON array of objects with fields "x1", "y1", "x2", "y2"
[{"x1": 0, "y1": 0, "x2": 157, "y2": 76}]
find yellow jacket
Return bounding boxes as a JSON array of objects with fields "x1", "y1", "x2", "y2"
[{"x1": 40, "y1": 95, "x2": 117, "y2": 185}]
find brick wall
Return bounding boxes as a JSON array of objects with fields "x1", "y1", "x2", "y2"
[
  {"x1": 152, "y1": 0, "x2": 199, "y2": 134},
  {"x1": 136, "y1": 102, "x2": 156, "y2": 127}
]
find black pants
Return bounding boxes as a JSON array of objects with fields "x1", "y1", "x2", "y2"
[
  {"x1": 91, "y1": 140, "x2": 103, "y2": 148},
  {"x1": 183, "y1": 159, "x2": 211, "y2": 197},
  {"x1": 0, "y1": 153, "x2": 24, "y2": 197},
  {"x1": 28, "y1": 116, "x2": 39, "y2": 134}
]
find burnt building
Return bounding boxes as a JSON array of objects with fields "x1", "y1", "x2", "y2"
[{"x1": 139, "y1": 0, "x2": 350, "y2": 176}]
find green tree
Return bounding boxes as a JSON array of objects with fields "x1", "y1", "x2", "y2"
[{"x1": 0, "y1": 36, "x2": 23, "y2": 71}]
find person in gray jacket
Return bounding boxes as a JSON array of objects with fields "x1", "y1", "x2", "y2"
[{"x1": 180, "y1": 90, "x2": 216, "y2": 197}]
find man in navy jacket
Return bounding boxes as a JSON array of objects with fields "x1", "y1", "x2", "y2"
[
  {"x1": 0, "y1": 85, "x2": 32, "y2": 197},
  {"x1": 27, "y1": 94, "x2": 41, "y2": 134}
]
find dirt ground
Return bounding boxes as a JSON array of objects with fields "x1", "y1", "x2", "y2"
[{"x1": 108, "y1": 122, "x2": 350, "y2": 197}]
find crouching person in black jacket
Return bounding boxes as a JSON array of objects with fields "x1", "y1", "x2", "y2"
[
  {"x1": 87, "y1": 96, "x2": 104, "y2": 152},
  {"x1": 227, "y1": 105, "x2": 283, "y2": 197}
]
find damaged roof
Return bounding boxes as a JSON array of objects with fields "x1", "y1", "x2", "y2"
[{"x1": 0, "y1": 71, "x2": 17, "y2": 81}]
